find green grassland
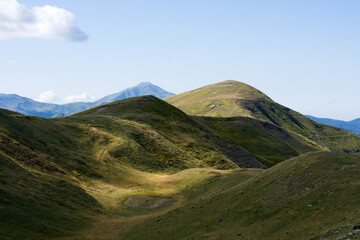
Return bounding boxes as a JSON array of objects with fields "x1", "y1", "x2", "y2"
[{"x1": 1, "y1": 82, "x2": 360, "y2": 239}]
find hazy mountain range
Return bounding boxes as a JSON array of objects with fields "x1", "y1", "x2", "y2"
[
  {"x1": 307, "y1": 115, "x2": 360, "y2": 136},
  {"x1": 0, "y1": 82, "x2": 174, "y2": 118}
]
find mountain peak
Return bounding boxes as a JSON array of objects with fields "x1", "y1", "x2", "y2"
[
  {"x1": 137, "y1": 82, "x2": 153, "y2": 86},
  {"x1": 93, "y1": 82, "x2": 174, "y2": 107},
  {"x1": 164, "y1": 80, "x2": 272, "y2": 118}
]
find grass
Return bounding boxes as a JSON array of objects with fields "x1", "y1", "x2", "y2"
[
  {"x1": 0, "y1": 99, "x2": 262, "y2": 239},
  {"x1": 195, "y1": 116, "x2": 318, "y2": 167},
  {"x1": 121, "y1": 152, "x2": 360, "y2": 240},
  {"x1": 0, "y1": 153, "x2": 102, "y2": 240}
]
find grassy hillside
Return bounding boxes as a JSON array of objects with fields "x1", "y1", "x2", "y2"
[
  {"x1": 0, "y1": 97, "x2": 264, "y2": 239},
  {"x1": 1, "y1": 94, "x2": 360, "y2": 240},
  {"x1": 165, "y1": 80, "x2": 360, "y2": 153},
  {"x1": 0, "y1": 107, "x2": 260, "y2": 239},
  {"x1": 73, "y1": 95, "x2": 263, "y2": 170},
  {"x1": 122, "y1": 152, "x2": 360, "y2": 240},
  {"x1": 0, "y1": 152, "x2": 102, "y2": 240},
  {"x1": 195, "y1": 116, "x2": 319, "y2": 166}
]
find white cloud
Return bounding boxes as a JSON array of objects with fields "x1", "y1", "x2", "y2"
[
  {"x1": 63, "y1": 93, "x2": 95, "y2": 103},
  {"x1": 7, "y1": 59, "x2": 16, "y2": 64},
  {"x1": 36, "y1": 90, "x2": 57, "y2": 102},
  {"x1": 0, "y1": 0, "x2": 87, "y2": 41}
]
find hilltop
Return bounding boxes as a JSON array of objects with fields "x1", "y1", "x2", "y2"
[
  {"x1": 165, "y1": 80, "x2": 272, "y2": 118},
  {"x1": 165, "y1": 80, "x2": 360, "y2": 153}
]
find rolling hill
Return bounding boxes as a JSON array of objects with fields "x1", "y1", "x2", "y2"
[
  {"x1": 0, "y1": 94, "x2": 325, "y2": 239},
  {"x1": 165, "y1": 80, "x2": 360, "y2": 153},
  {"x1": 1, "y1": 81, "x2": 360, "y2": 240},
  {"x1": 122, "y1": 152, "x2": 360, "y2": 240},
  {"x1": 0, "y1": 82, "x2": 174, "y2": 118}
]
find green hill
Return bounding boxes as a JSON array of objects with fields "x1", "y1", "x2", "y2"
[
  {"x1": 122, "y1": 152, "x2": 360, "y2": 240},
  {"x1": 165, "y1": 80, "x2": 360, "y2": 153},
  {"x1": 73, "y1": 95, "x2": 262, "y2": 170},
  {"x1": 74, "y1": 95, "x2": 320, "y2": 167}
]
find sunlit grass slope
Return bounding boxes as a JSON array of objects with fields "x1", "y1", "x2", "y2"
[
  {"x1": 122, "y1": 152, "x2": 360, "y2": 240},
  {"x1": 165, "y1": 80, "x2": 360, "y2": 153}
]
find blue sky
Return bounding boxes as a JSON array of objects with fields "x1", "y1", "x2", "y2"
[{"x1": 1, "y1": 0, "x2": 360, "y2": 120}]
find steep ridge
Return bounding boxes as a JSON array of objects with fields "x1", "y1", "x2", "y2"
[
  {"x1": 122, "y1": 152, "x2": 360, "y2": 240},
  {"x1": 165, "y1": 80, "x2": 360, "y2": 153}
]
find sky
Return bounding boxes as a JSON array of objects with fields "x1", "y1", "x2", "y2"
[{"x1": 1, "y1": 0, "x2": 360, "y2": 120}]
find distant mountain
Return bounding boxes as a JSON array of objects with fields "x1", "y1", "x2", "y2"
[
  {"x1": 93, "y1": 82, "x2": 174, "y2": 106},
  {"x1": 0, "y1": 82, "x2": 174, "y2": 118},
  {"x1": 307, "y1": 115, "x2": 360, "y2": 136},
  {"x1": 0, "y1": 94, "x2": 89, "y2": 118}
]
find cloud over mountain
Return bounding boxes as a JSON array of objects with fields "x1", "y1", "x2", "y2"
[
  {"x1": 63, "y1": 93, "x2": 95, "y2": 103},
  {"x1": 35, "y1": 90, "x2": 57, "y2": 102},
  {"x1": 0, "y1": 0, "x2": 87, "y2": 41}
]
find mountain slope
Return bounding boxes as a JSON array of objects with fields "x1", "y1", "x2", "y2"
[
  {"x1": 73, "y1": 95, "x2": 262, "y2": 170},
  {"x1": 0, "y1": 96, "x2": 266, "y2": 239},
  {"x1": 122, "y1": 152, "x2": 360, "y2": 240},
  {"x1": 0, "y1": 148, "x2": 102, "y2": 240},
  {"x1": 0, "y1": 82, "x2": 174, "y2": 118},
  {"x1": 165, "y1": 80, "x2": 360, "y2": 153},
  {"x1": 195, "y1": 116, "x2": 319, "y2": 166},
  {"x1": 308, "y1": 115, "x2": 360, "y2": 136}
]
